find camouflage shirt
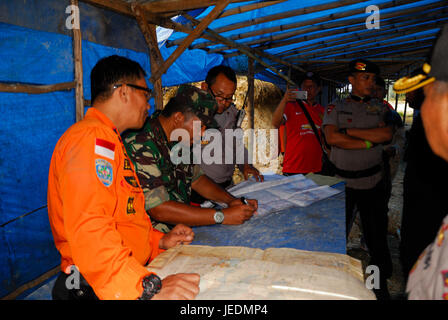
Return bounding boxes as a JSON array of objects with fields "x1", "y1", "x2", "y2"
[{"x1": 123, "y1": 111, "x2": 203, "y2": 230}]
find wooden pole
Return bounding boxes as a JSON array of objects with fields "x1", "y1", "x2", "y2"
[
  {"x1": 133, "y1": 4, "x2": 164, "y2": 110},
  {"x1": 149, "y1": 0, "x2": 231, "y2": 83},
  {"x1": 172, "y1": 0, "x2": 364, "y2": 48},
  {"x1": 220, "y1": 2, "x2": 446, "y2": 55},
  {"x1": 247, "y1": 57, "x2": 255, "y2": 130},
  {"x1": 71, "y1": 0, "x2": 84, "y2": 122},
  {"x1": 0, "y1": 82, "x2": 76, "y2": 94},
  {"x1": 181, "y1": 13, "x2": 298, "y2": 86}
]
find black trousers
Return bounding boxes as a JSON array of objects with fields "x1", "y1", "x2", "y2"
[
  {"x1": 52, "y1": 271, "x2": 98, "y2": 300},
  {"x1": 346, "y1": 179, "x2": 393, "y2": 280},
  {"x1": 190, "y1": 179, "x2": 232, "y2": 205},
  {"x1": 400, "y1": 162, "x2": 448, "y2": 280}
]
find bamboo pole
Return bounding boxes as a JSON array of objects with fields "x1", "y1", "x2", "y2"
[
  {"x1": 216, "y1": 2, "x2": 445, "y2": 55},
  {"x1": 71, "y1": 0, "x2": 84, "y2": 122},
  {"x1": 133, "y1": 4, "x2": 164, "y2": 110},
  {"x1": 0, "y1": 82, "x2": 76, "y2": 94},
  {"x1": 149, "y1": 0, "x2": 231, "y2": 84}
]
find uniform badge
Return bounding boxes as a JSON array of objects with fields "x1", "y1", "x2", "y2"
[
  {"x1": 124, "y1": 175, "x2": 139, "y2": 188},
  {"x1": 437, "y1": 224, "x2": 448, "y2": 246},
  {"x1": 95, "y1": 159, "x2": 113, "y2": 187},
  {"x1": 123, "y1": 158, "x2": 132, "y2": 171},
  {"x1": 441, "y1": 270, "x2": 448, "y2": 288},
  {"x1": 127, "y1": 197, "x2": 136, "y2": 214},
  {"x1": 355, "y1": 62, "x2": 367, "y2": 71},
  {"x1": 327, "y1": 104, "x2": 335, "y2": 115}
]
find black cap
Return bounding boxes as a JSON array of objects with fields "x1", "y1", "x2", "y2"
[
  {"x1": 393, "y1": 24, "x2": 448, "y2": 94},
  {"x1": 349, "y1": 59, "x2": 380, "y2": 75},
  {"x1": 299, "y1": 71, "x2": 321, "y2": 86}
]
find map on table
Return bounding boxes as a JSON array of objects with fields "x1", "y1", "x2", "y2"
[
  {"x1": 147, "y1": 245, "x2": 375, "y2": 300},
  {"x1": 203, "y1": 174, "x2": 342, "y2": 215}
]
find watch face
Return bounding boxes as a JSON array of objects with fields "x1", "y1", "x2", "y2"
[{"x1": 214, "y1": 211, "x2": 225, "y2": 224}]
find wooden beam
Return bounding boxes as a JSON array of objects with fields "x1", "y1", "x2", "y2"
[
  {"x1": 181, "y1": 12, "x2": 298, "y2": 86},
  {"x1": 169, "y1": 0, "x2": 364, "y2": 48},
  {"x1": 294, "y1": 34, "x2": 438, "y2": 61},
  {"x1": 278, "y1": 15, "x2": 448, "y2": 58},
  {"x1": 208, "y1": 0, "x2": 287, "y2": 20},
  {"x1": 72, "y1": 0, "x2": 84, "y2": 122},
  {"x1": 1, "y1": 266, "x2": 60, "y2": 300},
  {"x1": 79, "y1": 0, "x2": 133, "y2": 16},
  {"x1": 149, "y1": 0, "x2": 231, "y2": 83},
  {"x1": 213, "y1": 1, "x2": 445, "y2": 55},
  {"x1": 0, "y1": 81, "x2": 76, "y2": 94},
  {"x1": 142, "y1": 0, "x2": 248, "y2": 14},
  {"x1": 133, "y1": 4, "x2": 164, "y2": 110},
  {"x1": 192, "y1": 0, "x2": 421, "y2": 50}
]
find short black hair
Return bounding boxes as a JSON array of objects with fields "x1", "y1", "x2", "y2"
[
  {"x1": 90, "y1": 55, "x2": 146, "y2": 104},
  {"x1": 161, "y1": 96, "x2": 194, "y2": 119},
  {"x1": 205, "y1": 65, "x2": 237, "y2": 87}
]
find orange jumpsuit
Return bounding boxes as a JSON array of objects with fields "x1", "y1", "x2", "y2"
[{"x1": 47, "y1": 108, "x2": 164, "y2": 300}]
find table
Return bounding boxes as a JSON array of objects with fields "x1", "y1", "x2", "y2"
[{"x1": 192, "y1": 181, "x2": 346, "y2": 254}]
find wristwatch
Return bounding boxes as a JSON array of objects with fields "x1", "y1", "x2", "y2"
[
  {"x1": 138, "y1": 274, "x2": 162, "y2": 300},
  {"x1": 213, "y1": 210, "x2": 225, "y2": 224}
]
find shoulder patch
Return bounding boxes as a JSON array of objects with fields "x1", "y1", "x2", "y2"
[
  {"x1": 95, "y1": 158, "x2": 113, "y2": 187},
  {"x1": 327, "y1": 104, "x2": 335, "y2": 115}
]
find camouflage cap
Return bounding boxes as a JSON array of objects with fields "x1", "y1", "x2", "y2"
[{"x1": 175, "y1": 84, "x2": 218, "y2": 128}]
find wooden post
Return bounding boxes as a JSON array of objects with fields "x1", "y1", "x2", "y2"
[
  {"x1": 133, "y1": 4, "x2": 164, "y2": 110},
  {"x1": 149, "y1": 0, "x2": 231, "y2": 83},
  {"x1": 148, "y1": 24, "x2": 164, "y2": 110},
  {"x1": 71, "y1": 0, "x2": 84, "y2": 122},
  {"x1": 247, "y1": 57, "x2": 255, "y2": 130}
]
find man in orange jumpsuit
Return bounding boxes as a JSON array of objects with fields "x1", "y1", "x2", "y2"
[{"x1": 47, "y1": 55, "x2": 199, "y2": 300}]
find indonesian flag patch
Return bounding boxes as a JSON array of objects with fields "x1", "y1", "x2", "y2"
[
  {"x1": 95, "y1": 138, "x2": 115, "y2": 160},
  {"x1": 327, "y1": 104, "x2": 335, "y2": 115}
]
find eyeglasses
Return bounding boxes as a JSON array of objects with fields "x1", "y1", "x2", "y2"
[
  {"x1": 209, "y1": 88, "x2": 234, "y2": 103},
  {"x1": 113, "y1": 83, "x2": 152, "y2": 100}
]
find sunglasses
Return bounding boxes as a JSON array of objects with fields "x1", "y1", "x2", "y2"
[{"x1": 113, "y1": 83, "x2": 152, "y2": 100}]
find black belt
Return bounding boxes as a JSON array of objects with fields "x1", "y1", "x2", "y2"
[{"x1": 335, "y1": 164, "x2": 382, "y2": 179}]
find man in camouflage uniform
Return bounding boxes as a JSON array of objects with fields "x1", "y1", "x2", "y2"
[
  {"x1": 323, "y1": 59, "x2": 395, "y2": 299},
  {"x1": 123, "y1": 84, "x2": 257, "y2": 233}
]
